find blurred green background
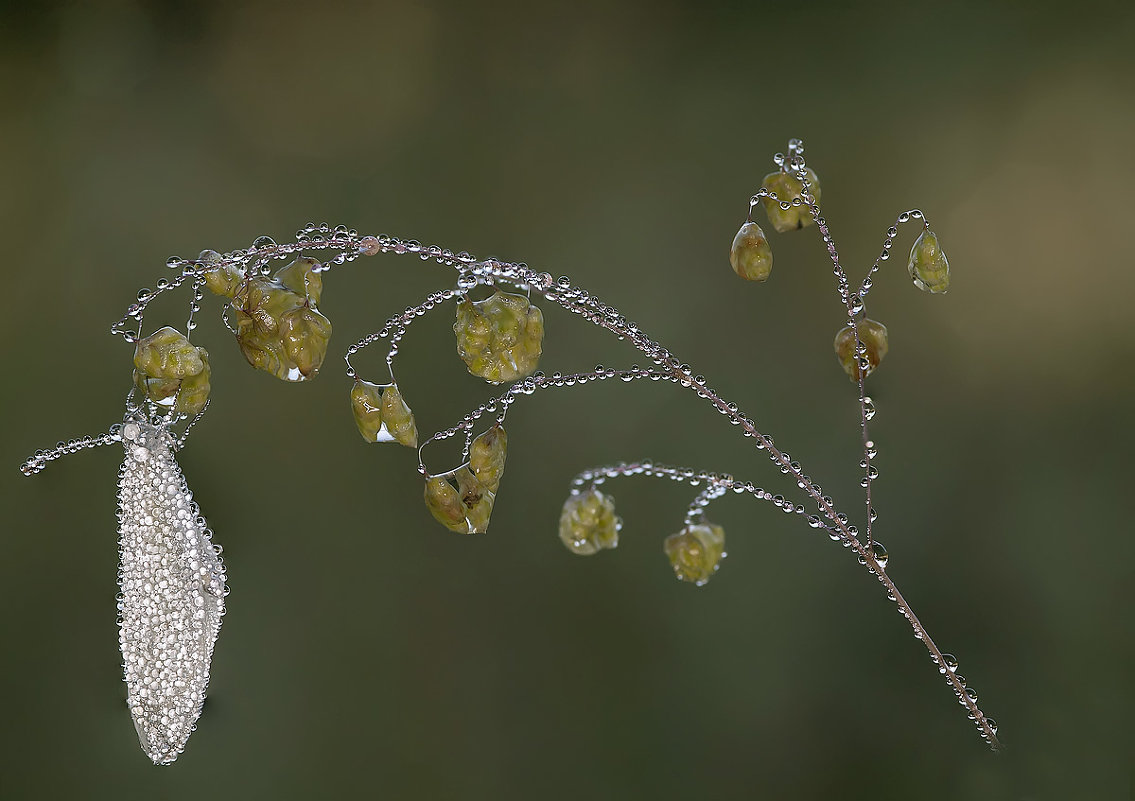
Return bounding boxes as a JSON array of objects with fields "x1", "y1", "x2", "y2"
[{"x1": 2, "y1": 1, "x2": 1132, "y2": 799}]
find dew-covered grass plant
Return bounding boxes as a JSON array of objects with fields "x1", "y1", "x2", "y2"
[{"x1": 21, "y1": 138, "x2": 1001, "y2": 764}]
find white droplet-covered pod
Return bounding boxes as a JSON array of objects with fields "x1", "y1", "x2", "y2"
[{"x1": 116, "y1": 420, "x2": 227, "y2": 764}]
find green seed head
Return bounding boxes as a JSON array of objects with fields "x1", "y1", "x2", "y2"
[
  {"x1": 233, "y1": 274, "x2": 330, "y2": 382},
  {"x1": 468, "y1": 424, "x2": 507, "y2": 492},
  {"x1": 424, "y1": 465, "x2": 498, "y2": 535},
  {"x1": 173, "y1": 349, "x2": 211, "y2": 416},
  {"x1": 274, "y1": 256, "x2": 323, "y2": 305},
  {"x1": 350, "y1": 380, "x2": 419, "y2": 447},
  {"x1": 424, "y1": 475, "x2": 468, "y2": 532},
  {"x1": 834, "y1": 317, "x2": 889, "y2": 381},
  {"x1": 134, "y1": 327, "x2": 204, "y2": 379},
  {"x1": 729, "y1": 221, "x2": 774, "y2": 281},
  {"x1": 132, "y1": 327, "x2": 211, "y2": 414},
  {"x1": 279, "y1": 306, "x2": 332, "y2": 378},
  {"x1": 455, "y1": 291, "x2": 544, "y2": 383},
  {"x1": 760, "y1": 167, "x2": 821, "y2": 233},
  {"x1": 200, "y1": 250, "x2": 244, "y2": 298},
  {"x1": 380, "y1": 383, "x2": 418, "y2": 448},
  {"x1": 663, "y1": 522, "x2": 726, "y2": 585},
  {"x1": 558, "y1": 487, "x2": 621, "y2": 555},
  {"x1": 908, "y1": 229, "x2": 950, "y2": 294}
]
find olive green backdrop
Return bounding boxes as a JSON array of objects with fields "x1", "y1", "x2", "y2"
[{"x1": 2, "y1": 2, "x2": 1132, "y2": 799}]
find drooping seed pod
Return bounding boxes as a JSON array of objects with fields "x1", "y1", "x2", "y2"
[
  {"x1": 134, "y1": 326, "x2": 205, "y2": 379},
  {"x1": 423, "y1": 425, "x2": 508, "y2": 534},
  {"x1": 908, "y1": 229, "x2": 950, "y2": 294},
  {"x1": 349, "y1": 380, "x2": 419, "y2": 448},
  {"x1": 116, "y1": 419, "x2": 227, "y2": 764},
  {"x1": 424, "y1": 474, "x2": 468, "y2": 532},
  {"x1": 729, "y1": 221, "x2": 774, "y2": 282},
  {"x1": 172, "y1": 349, "x2": 211, "y2": 416},
  {"x1": 663, "y1": 522, "x2": 726, "y2": 585},
  {"x1": 132, "y1": 327, "x2": 211, "y2": 415},
  {"x1": 468, "y1": 424, "x2": 507, "y2": 492},
  {"x1": 199, "y1": 250, "x2": 244, "y2": 298},
  {"x1": 279, "y1": 306, "x2": 333, "y2": 377},
  {"x1": 833, "y1": 317, "x2": 889, "y2": 381},
  {"x1": 423, "y1": 466, "x2": 497, "y2": 535},
  {"x1": 232, "y1": 258, "x2": 332, "y2": 382},
  {"x1": 274, "y1": 256, "x2": 324, "y2": 305},
  {"x1": 380, "y1": 384, "x2": 418, "y2": 448},
  {"x1": 558, "y1": 487, "x2": 622, "y2": 555},
  {"x1": 760, "y1": 166, "x2": 821, "y2": 233},
  {"x1": 454, "y1": 291, "x2": 544, "y2": 384}
]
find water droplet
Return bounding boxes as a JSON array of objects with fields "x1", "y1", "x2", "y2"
[
  {"x1": 984, "y1": 717, "x2": 998, "y2": 735},
  {"x1": 965, "y1": 687, "x2": 978, "y2": 703},
  {"x1": 864, "y1": 397, "x2": 876, "y2": 420},
  {"x1": 939, "y1": 653, "x2": 958, "y2": 673},
  {"x1": 252, "y1": 235, "x2": 276, "y2": 249},
  {"x1": 871, "y1": 542, "x2": 888, "y2": 569}
]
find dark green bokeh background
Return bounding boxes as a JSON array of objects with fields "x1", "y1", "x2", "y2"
[{"x1": 2, "y1": 2, "x2": 1132, "y2": 799}]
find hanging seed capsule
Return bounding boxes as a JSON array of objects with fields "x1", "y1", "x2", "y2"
[
  {"x1": 424, "y1": 475, "x2": 468, "y2": 532},
  {"x1": 274, "y1": 256, "x2": 323, "y2": 304},
  {"x1": 663, "y1": 522, "x2": 726, "y2": 585},
  {"x1": 350, "y1": 380, "x2": 385, "y2": 442},
  {"x1": 133, "y1": 328, "x2": 212, "y2": 413},
  {"x1": 558, "y1": 487, "x2": 622, "y2": 555},
  {"x1": 279, "y1": 306, "x2": 332, "y2": 377},
  {"x1": 200, "y1": 250, "x2": 244, "y2": 298},
  {"x1": 236, "y1": 326, "x2": 291, "y2": 380},
  {"x1": 760, "y1": 167, "x2": 821, "y2": 233},
  {"x1": 232, "y1": 273, "x2": 331, "y2": 382},
  {"x1": 423, "y1": 466, "x2": 498, "y2": 534},
  {"x1": 468, "y1": 424, "x2": 507, "y2": 491},
  {"x1": 379, "y1": 384, "x2": 418, "y2": 448},
  {"x1": 833, "y1": 318, "x2": 889, "y2": 381},
  {"x1": 457, "y1": 467, "x2": 496, "y2": 534},
  {"x1": 173, "y1": 349, "x2": 211, "y2": 416},
  {"x1": 133, "y1": 327, "x2": 204, "y2": 379},
  {"x1": 454, "y1": 291, "x2": 544, "y2": 383},
  {"x1": 908, "y1": 229, "x2": 950, "y2": 293},
  {"x1": 350, "y1": 380, "x2": 418, "y2": 447},
  {"x1": 134, "y1": 371, "x2": 182, "y2": 405},
  {"x1": 729, "y1": 221, "x2": 774, "y2": 282}
]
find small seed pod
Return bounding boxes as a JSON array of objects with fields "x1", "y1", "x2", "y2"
[
  {"x1": 760, "y1": 167, "x2": 821, "y2": 233},
  {"x1": 423, "y1": 466, "x2": 497, "y2": 535},
  {"x1": 274, "y1": 256, "x2": 324, "y2": 305},
  {"x1": 172, "y1": 350, "x2": 211, "y2": 416},
  {"x1": 350, "y1": 380, "x2": 419, "y2": 448},
  {"x1": 132, "y1": 327, "x2": 211, "y2": 415},
  {"x1": 134, "y1": 326, "x2": 205, "y2": 379},
  {"x1": 423, "y1": 425, "x2": 508, "y2": 534},
  {"x1": 379, "y1": 384, "x2": 418, "y2": 448},
  {"x1": 663, "y1": 522, "x2": 726, "y2": 585},
  {"x1": 729, "y1": 221, "x2": 774, "y2": 282},
  {"x1": 469, "y1": 424, "x2": 507, "y2": 492},
  {"x1": 833, "y1": 317, "x2": 889, "y2": 381},
  {"x1": 199, "y1": 250, "x2": 244, "y2": 298},
  {"x1": 908, "y1": 229, "x2": 950, "y2": 293},
  {"x1": 558, "y1": 487, "x2": 621, "y2": 555},
  {"x1": 454, "y1": 291, "x2": 544, "y2": 384},
  {"x1": 279, "y1": 306, "x2": 332, "y2": 378},
  {"x1": 232, "y1": 259, "x2": 332, "y2": 382}
]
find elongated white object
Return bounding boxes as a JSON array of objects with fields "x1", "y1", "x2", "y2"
[{"x1": 116, "y1": 420, "x2": 226, "y2": 764}]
